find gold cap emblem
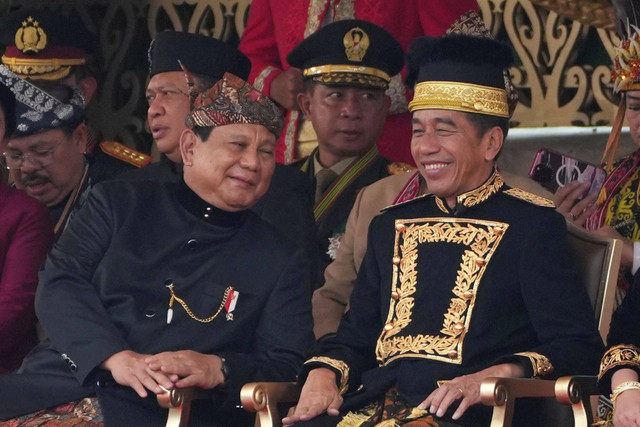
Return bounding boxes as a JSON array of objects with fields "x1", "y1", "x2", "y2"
[
  {"x1": 343, "y1": 27, "x2": 369, "y2": 62},
  {"x1": 15, "y1": 16, "x2": 47, "y2": 54}
]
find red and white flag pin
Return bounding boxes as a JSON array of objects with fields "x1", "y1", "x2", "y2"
[{"x1": 225, "y1": 289, "x2": 239, "y2": 321}]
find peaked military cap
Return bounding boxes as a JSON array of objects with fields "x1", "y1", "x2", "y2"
[
  {"x1": 287, "y1": 19, "x2": 404, "y2": 89},
  {"x1": 406, "y1": 34, "x2": 514, "y2": 118},
  {"x1": 0, "y1": 65, "x2": 84, "y2": 137},
  {"x1": 0, "y1": 11, "x2": 96, "y2": 80},
  {"x1": 148, "y1": 31, "x2": 251, "y2": 81}
]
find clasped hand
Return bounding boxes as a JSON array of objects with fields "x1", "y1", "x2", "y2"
[{"x1": 100, "y1": 349, "x2": 225, "y2": 398}]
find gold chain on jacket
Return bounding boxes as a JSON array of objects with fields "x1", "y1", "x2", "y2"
[{"x1": 167, "y1": 283, "x2": 233, "y2": 323}]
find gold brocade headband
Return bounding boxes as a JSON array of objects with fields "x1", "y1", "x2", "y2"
[
  {"x1": 303, "y1": 64, "x2": 391, "y2": 83},
  {"x1": 408, "y1": 81, "x2": 509, "y2": 118}
]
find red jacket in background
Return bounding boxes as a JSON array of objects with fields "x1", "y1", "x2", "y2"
[{"x1": 0, "y1": 181, "x2": 53, "y2": 373}]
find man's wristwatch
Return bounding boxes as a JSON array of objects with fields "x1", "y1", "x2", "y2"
[{"x1": 218, "y1": 355, "x2": 229, "y2": 383}]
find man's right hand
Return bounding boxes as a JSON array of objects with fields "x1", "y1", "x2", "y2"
[
  {"x1": 282, "y1": 367, "x2": 343, "y2": 426},
  {"x1": 270, "y1": 68, "x2": 303, "y2": 110},
  {"x1": 100, "y1": 350, "x2": 176, "y2": 398}
]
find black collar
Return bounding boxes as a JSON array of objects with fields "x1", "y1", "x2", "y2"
[{"x1": 176, "y1": 179, "x2": 248, "y2": 226}]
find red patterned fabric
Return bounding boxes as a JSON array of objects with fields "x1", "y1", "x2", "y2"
[{"x1": 238, "y1": 0, "x2": 479, "y2": 164}]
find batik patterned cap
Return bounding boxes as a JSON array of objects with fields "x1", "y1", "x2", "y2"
[
  {"x1": 0, "y1": 64, "x2": 84, "y2": 136},
  {"x1": 185, "y1": 70, "x2": 284, "y2": 138}
]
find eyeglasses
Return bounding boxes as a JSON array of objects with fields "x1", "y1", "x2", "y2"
[{"x1": 1, "y1": 145, "x2": 61, "y2": 170}]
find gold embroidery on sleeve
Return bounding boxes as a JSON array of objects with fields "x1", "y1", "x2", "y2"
[
  {"x1": 305, "y1": 356, "x2": 350, "y2": 394},
  {"x1": 515, "y1": 351, "x2": 555, "y2": 377},
  {"x1": 598, "y1": 344, "x2": 640, "y2": 380}
]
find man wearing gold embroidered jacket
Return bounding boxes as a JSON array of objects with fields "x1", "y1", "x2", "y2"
[
  {"x1": 287, "y1": 20, "x2": 407, "y2": 287},
  {"x1": 0, "y1": 73, "x2": 315, "y2": 425},
  {"x1": 284, "y1": 34, "x2": 603, "y2": 427}
]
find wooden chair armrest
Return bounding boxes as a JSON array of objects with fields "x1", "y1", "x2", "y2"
[
  {"x1": 241, "y1": 382, "x2": 300, "y2": 427},
  {"x1": 555, "y1": 376, "x2": 599, "y2": 427},
  {"x1": 158, "y1": 387, "x2": 196, "y2": 427},
  {"x1": 480, "y1": 377, "x2": 556, "y2": 427}
]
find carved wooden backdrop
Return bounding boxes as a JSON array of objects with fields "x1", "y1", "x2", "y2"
[{"x1": 2, "y1": 0, "x2": 622, "y2": 153}]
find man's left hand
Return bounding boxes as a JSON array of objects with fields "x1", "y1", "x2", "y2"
[
  {"x1": 418, "y1": 363, "x2": 524, "y2": 420},
  {"x1": 145, "y1": 350, "x2": 226, "y2": 389}
]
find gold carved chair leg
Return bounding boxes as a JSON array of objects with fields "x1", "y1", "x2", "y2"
[
  {"x1": 158, "y1": 387, "x2": 196, "y2": 427},
  {"x1": 241, "y1": 382, "x2": 300, "y2": 427}
]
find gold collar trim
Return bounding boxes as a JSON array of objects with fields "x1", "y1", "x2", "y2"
[
  {"x1": 434, "y1": 170, "x2": 504, "y2": 213},
  {"x1": 409, "y1": 81, "x2": 509, "y2": 118}
]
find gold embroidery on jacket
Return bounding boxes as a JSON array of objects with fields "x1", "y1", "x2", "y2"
[
  {"x1": 504, "y1": 188, "x2": 555, "y2": 207},
  {"x1": 334, "y1": 0, "x2": 356, "y2": 20},
  {"x1": 515, "y1": 351, "x2": 554, "y2": 377},
  {"x1": 305, "y1": 0, "x2": 329, "y2": 37},
  {"x1": 435, "y1": 197, "x2": 448, "y2": 213},
  {"x1": 283, "y1": 110, "x2": 299, "y2": 164},
  {"x1": 376, "y1": 218, "x2": 508, "y2": 365},
  {"x1": 457, "y1": 171, "x2": 503, "y2": 208},
  {"x1": 598, "y1": 344, "x2": 640, "y2": 380},
  {"x1": 254, "y1": 66, "x2": 277, "y2": 92},
  {"x1": 386, "y1": 74, "x2": 409, "y2": 114}
]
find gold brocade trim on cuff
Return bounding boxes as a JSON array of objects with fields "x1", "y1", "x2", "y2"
[
  {"x1": 409, "y1": 81, "x2": 509, "y2": 118},
  {"x1": 375, "y1": 217, "x2": 508, "y2": 365},
  {"x1": 598, "y1": 344, "x2": 640, "y2": 380},
  {"x1": 515, "y1": 352, "x2": 555, "y2": 377},
  {"x1": 504, "y1": 188, "x2": 555, "y2": 207},
  {"x1": 253, "y1": 66, "x2": 278, "y2": 92},
  {"x1": 305, "y1": 356, "x2": 350, "y2": 394}
]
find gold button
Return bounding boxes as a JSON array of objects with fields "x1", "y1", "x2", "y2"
[
  {"x1": 448, "y1": 350, "x2": 458, "y2": 359},
  {"x1": 454, "y1": 323, "x2": 464, "y2": 331},
  {"x1": 395, "y1": 223, "x2": 406, "y2": 232},
  {"x1": 493, "y1": 227, "x2": 503, "y2": 235},
  {"x1": 392, "y1": 256, "x2": 401, "y2": 265},
  {"x1": 463, "y1": 291, "x2": 474, "y2": 299},
  {"x1": 475, "y1": 258, "x2": 486, "y2": 266},
  {"x1": 384, "y1": 323, "x2": 394, "y2": 331},
  {"x1": 391, "y1": 291, "x2": 400, "y2": 300}
]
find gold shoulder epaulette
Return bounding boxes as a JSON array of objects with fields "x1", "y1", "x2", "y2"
[
  {"x1": 504, "y1": 188, "x2": 555, "y2": 208},
  {"x1": 387, "y1": 162, "x2": 416, "y2": 175},
  {"x1": 99, "y1": 141, "x2": 152, "y2": 168}
]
